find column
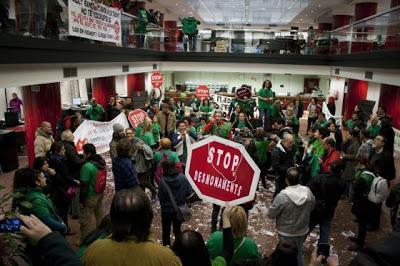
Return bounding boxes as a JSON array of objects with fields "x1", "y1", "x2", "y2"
[
  {"x1": 333, "y1": 15, "x2": 352, "y2": 29},
  {"x1": 127, "y1": 73, "x2": 145, "y2": 96},
  {"x1": 22, "y1": 83, "x2": 62, "y2": 165},
  {"x1": 318, "y1": 23, "x2": 332, "y2": 33},
  {"x1": 332, "y1": 15, "x2": 352, "y2": 54},
  {"x1": 164, "y1": 21, "x2": 177, "y2": 52},
  {"x1": 353, "y1": 2, "x2": 377, "y2": 53},
  {"x1": 91, "y1": 76, "x2": 116, "y2": 110},
  {"x1": 343, "y1": 79, "x2": 368, "y2": 119},
  {"x1": 384, "y1": 0, "x2": 400, "y2": 49}
]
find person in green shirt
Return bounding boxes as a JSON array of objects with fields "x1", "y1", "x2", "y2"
[
  {"x1": 152, "y1": 116, "x2": 161, "y2": 144},
  {"x1": 24, "y1": 170, "x2": 67, "y2": 233},
  {"x1": 232, "y1": 112, "x2": 253, "y2": 136},
  {"x1": 80, "y1": 143, "x2": 106, "y2": 244},
  {"x1": 189, "y1": 95, "x2": 201, "y2": 113},
  {"x1": 200, "y1": 98, "x2": 214, "y2": 121},
  {"x1": 258, "y1": 80, "x2": 274, "y2": 130},
  {"x1": 153, "y1": 137, "x2": 180, "y2": 166},
  {"x1": 285, "y1": 106, "x2": 299, "y2": 133},
  {"x1": 253, "y1": 128, "x2": 270, "y2": 189},
  {"x1": 181, "y1": 16, "x2": 200, "y2": 51},
  {"x1": 367, "y1": 116, "x2": 381, "y2": 138},
  {"x1": 139, "y1": 120, "x2": 156, "y2": 148},
  {"x1": 313, "y1": 112, "x2": 328, "y2": 129},
  {"x1": 86, "y1": 98, "x2": 104, "y2": 121},
  {"x1": 207, "y1": 206, "x2": 261, "y2": 266},
  {"x1": 203, "y1": 111, "x2": 232, "y2": 140},
  {"x1": 135, "y1": 1, "x2": 150, "y2": 48}
]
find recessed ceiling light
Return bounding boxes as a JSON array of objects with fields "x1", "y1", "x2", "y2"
[
  {"x1": 318, "y1": 4, "x2": 321, "y2": 7},
  {"x1": 176, "y1": 3, "x2": 179, "y2": 5}
]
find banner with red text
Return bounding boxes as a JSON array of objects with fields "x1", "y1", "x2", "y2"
[
  {"x1": 68, "y1": 0, "x2": 121, "y2": 44},
  {"x1": 73, "y1": 113, "x2": 129, "y2": 154}
]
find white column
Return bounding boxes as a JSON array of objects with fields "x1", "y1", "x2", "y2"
[
  {"x1": 366, "y1": 82, "x2": 381, "y2": 115},
  {"x1": 328, "y1": 77, "x2": 346, "y2": 116},
  {"x1": 115, "y1": 75, "x2": 128, "y2": 97}
]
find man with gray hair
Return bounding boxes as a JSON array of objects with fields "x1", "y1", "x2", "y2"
[
  {"x1": 271, "y1": 133, "x2": 296, "y2": 196},
  {"x1": 267, "y1": 167, "x2": 315, "y2": 266}
]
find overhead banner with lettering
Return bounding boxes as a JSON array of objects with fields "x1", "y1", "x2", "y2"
[
  {"x1": 73, "y1": 113, "x2": 129, "y2": 154},
  {"x1": 68, "y1": 0, "x2": 122, "y2": 44}
]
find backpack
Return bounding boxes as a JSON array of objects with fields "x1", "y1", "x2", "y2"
[
  {"x1": 155, "y1": 151, "x2": 172, "y2": 184},
  {"x1": 368, "y1": 175, "x2": 389, "y2": 203},
  {"x1": 95, "y1": 169, "x2": 107, "y2": 194}
]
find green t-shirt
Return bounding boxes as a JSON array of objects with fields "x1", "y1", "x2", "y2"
[
  {"x1": 140, "y1": 132, "x2": 156, "y2": 147},
  {"x1": 153, "y1": 149, "x2": 180, "y2": 165},
  {"x1": 258, "y1": 88, "x2": 274, "y2": 110},
  {"x1": 254, "y1": 139, "x2": 269, "y2": 164},
  {"x1": 314, "y1": 119, "x2": 328, "y2": 128},
  {"x1": 207, "y1": 231, "x2": 260, "y2": 266},
  {"x1": 367, "y1": 124, "x2": 381, "y2": 138},
  {"x1": 152, "y1": 123, "x2": 161, "y2": 142},
  {"x1": 86, "y1": 105, "x2": 104, "y2": 121},
  {"x1": 212, "y1": 256, "x2": 227, "y2": 266},
  {"x1": 136, "y1": 9, "x2": 149, "y2": 34},
  {"x1": 310, "y1": 138, "x2": 324, "y2": 158},
  {"x1": 80, "y1": 162, "x2": 99, "y2": 199}
]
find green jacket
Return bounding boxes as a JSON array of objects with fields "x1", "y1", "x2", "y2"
[
  {"x1": 258, "y1": 88, "x2": 274, "y2": 110},
  {"x1": 136, "y1": 8, "x2": 150, "y2": 34},
  {"x1": 25, "y1": 188, "x2": 66, "y2": 232},
  {"x1": 367, "y1": 124, "x2": 381, "y2": 138},
  {"x1": 152, "y1": 123, "x2": 161, "y2": 142},
  {"x1": 254, "y1": 139, "x2": 269, "y2": 165},
  {"x1": 355, "y1": 170, "x2": 375, "y2": 197},
  {"x1": 80, "y1": 161, "x2": 99, "y2": 200},
  {"x1": 207, "y1": 231, "x2": 260, "y2": 266},
  {"x1": 205, "y1": 121, "x2": 232, "y2": 139},
  {"x1": 86, "y1": 104, "x2": 104, "y2": 121},
  {"x1": 310, "y1": 138, "x2": 324, "y2": 158},
  {"x1": 182, "y1": 17, "x2": 199, "y2": 35}
]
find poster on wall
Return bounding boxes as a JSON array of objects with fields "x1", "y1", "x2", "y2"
[
  {"x1": 73, "y1": 113, "x2": 129, "y2": 154},
  {"x1": 394, "y1": 128, "x2": 400, "y2": 159},
  {"x1": 68, "y1": 0, "x2": 121, "y2": 44}
]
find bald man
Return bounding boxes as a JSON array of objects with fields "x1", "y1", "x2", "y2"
[
  {"x1": 271, "y1": 133, "x2": 297, "y2": 196},
  {"x1": 34, "y1": 121, "x2": 54, "y2": 157},
  {"x1": 367, "y1": 116, "x2": 381, "y2": 139}
]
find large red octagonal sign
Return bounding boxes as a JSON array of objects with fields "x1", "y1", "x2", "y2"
[{"x1": 186, "y1": 136, "x2": 260, "y2": 206}]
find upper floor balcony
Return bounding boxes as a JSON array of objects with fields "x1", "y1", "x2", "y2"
[{"x1": 0, "y1": 1, "x2": 399, "y2": 69}]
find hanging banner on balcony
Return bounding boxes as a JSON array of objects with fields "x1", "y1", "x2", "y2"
[{"x1": 68, "y1": 0, "x2": 121, "y2": 44}]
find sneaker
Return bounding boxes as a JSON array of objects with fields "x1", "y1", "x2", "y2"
[
  {"x1": 36, "y1": 34, "x2": 45, "y2": 39},
  {"x1": 22, "y1": 32, "x2": 32, "y2": 37}
]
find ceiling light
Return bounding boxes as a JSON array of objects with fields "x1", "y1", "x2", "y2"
[
  {"x1": 311, "y1": 10, "x2": 314, "y2": 13},
  {"x1": 318, "y1": 4, "x2": 321, "y2": 7},
  {"x1": 176, "y1": 3, "x2": 179, "y2": 5}
]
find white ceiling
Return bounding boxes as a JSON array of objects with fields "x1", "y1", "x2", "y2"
[{"x1": 186, "y1": 0, "x2": 310, "y2": 25}]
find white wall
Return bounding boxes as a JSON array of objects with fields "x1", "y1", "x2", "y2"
[
  {"x1": 366, "y1": 82, "x2": 381, "y2": 115},
  {"x1": 0, "y1": 87, "x2": 23, "y2": 120}
]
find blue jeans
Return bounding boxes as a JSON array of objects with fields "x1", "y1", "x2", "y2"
[
  {"x1": 259, "y1": 108, "x2": 270, "y2": 130},
  {"x1": 309, "y1": 219, "x2": 332, "y2": 244},
  {"x1": 278, "y1": 234, "x2": 305, "y2": 266}
]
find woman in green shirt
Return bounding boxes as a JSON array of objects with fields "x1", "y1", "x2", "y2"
[
  {"x1": 200, "y1": 98, "x2": 214, "y2": 121},
  {"x1": 140, "y1": 120, "x2": 156, "y2": 148},
  {"x1": 152, "y1": 116, "x2": 161, "y2": 143},
  {"x1": 258, "y1": 80, "x2": 274, "y2": 130},
  {"x1": 207, "y1": 206, "x2": 260, "y2": 266}
]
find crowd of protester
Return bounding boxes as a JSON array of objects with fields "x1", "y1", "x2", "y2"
[{"x1": 8, "y1": 79, "x2": 400, "y2": 266}]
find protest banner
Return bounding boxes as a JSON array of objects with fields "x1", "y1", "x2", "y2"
[
  {"x1": 235, "y1": 86, "x2": 252, "y2": 101},
  {"x1": 210, "y1": 93, "x2": 233, "y2": 119},
  {"x1": 73, "y1": 113, "x2": 129, "y2": 154},
  {"x1": 185, "y1": 136, "x2": 260, "y2": 206},
  {"x1": 68, "y1": 0, "x2": 121, "y2": 44},
  {"x1": 128, "y1": 109, "x2": 148, "y2": 128}
]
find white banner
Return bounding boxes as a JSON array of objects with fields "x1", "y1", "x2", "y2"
[
  {"x1": 73, "y1": 113, "x2": 129, "y2": 154},
  {"x1": 68, "y1": 0, "x2": 121, "y2": 44},
  {"x1": 210, "y1": 94, "x2": 233, "y2": 119},
  {"x1": 394, "y1": 127, "x2": 400, "y2": 159}
]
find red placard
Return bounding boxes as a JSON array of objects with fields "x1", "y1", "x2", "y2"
[
  {"x1": 196, "y1": 85, "x2": 209, "y2": 100},
  {"x1": 235, "y1": 86, "x2": 252, "y2": 101},
  {"x1": 151, "y1": 72, "x2": 163, "y2": 89},
  {"x1": 128, "y1": 109, "x2": 148, "y2": 128},
  {"x1": 185, "y1": 136, "x2": 260, "y2": 206}
]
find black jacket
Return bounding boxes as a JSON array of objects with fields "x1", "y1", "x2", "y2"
[
  {"x1": 37, "y1": 232, "x2": 82, "y2": 266},
  {"x1": 370, "y1": 148, "x2": 396, "y2": 181},
  {"x1": 62, "y1": 140, "x2": 85, "y2": 180},
  {"x1": 271, "y1": 141, "x2": 296, "y2": 180},
  {"x1": 380, "y1": 125, "x2": 395, "y2": 154},
  {"x1": 307, "y1": 173, "x2": 345, "y2": 221},
  {"x1": 386, "y1": 182, "x2": 400, "y2": 231},
  {"x1": 48, "y1": 154, "x2": 76, "y2": 199},
  {"x1": 158, "y1": 174, "x2": 192, "y2": 213}
]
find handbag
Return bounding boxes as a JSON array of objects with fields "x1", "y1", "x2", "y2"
[
  {"x1": 161, "y1": 179, "x2": 192, "y2": 222},
  {"x1": 65, "y1": 186, "x2": 77, "y2": 201}
]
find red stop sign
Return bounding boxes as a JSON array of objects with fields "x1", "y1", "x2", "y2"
[
  {"x1": 186, "y1": 136, "x2": 260, "y2": 206},
  {"x1": 151, "y1": 72, "x2": 163, "y2": 89},
  {"x1": 128, "y1": 109, "x2": 148, "y2": 128},
  {"x1": 235, "y1": 86, "x2": 252, "y2": 101},
  {"x1": 196, "y1": 85, "x2": 209, "y2": 100}
]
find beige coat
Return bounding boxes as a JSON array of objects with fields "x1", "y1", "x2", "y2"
[
  {"x1": 157, "y1": 111, "x2": 176, "y2": 136},
  {"x1": 34, "y1": 128, "x2": 54, "y2": 158}
]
